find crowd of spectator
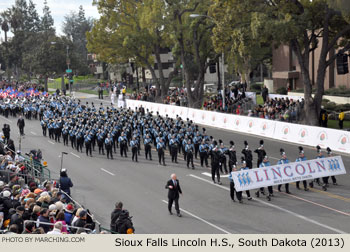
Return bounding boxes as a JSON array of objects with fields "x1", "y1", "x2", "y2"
[{"x1": 249, "y1": 97, "x2": 304, "y2": 122}]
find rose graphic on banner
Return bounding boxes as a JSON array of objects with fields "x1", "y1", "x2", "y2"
[
  {"x1": 262, "y1": 123, "x2": 267, "y2": 131},
  {"x1": 317, "y1": 131, "x2": 328, "y2": 141},
  {"x1": 248, "y1": 121, "x2": 253, "y2": 128},
  {"x1": 283, "y1": 127, "x2": 289, "y2": 135},
  {"x1": 235, "y1": 119, "x2": 240, "y2": 126},
  {"x1": 212, "y1": 115, "x2": 216, "y2": 122},
  {"x1": 202, "y1": 114, "x2": 205, "y2": 120},
  {"x1": 224, "y1": 117, "x2": 227, "y2": 124}
]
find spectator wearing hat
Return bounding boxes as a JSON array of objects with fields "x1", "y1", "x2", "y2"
[
  {"x1": 57, "y1": 168, "x2": 73, "y2": 197},
  {"x1": 72, "y1": 209, "x2": 87, "y2": 233},
  {"x1": 64, "y1": 203, "x2": 74, "y2": 225},
  {"x1": 277, "y1": 149, "x2": 291, "y2": 194}
]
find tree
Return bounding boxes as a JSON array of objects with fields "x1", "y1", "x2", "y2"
[
  {"x1": 87, "y1": 0, "x2": 177, "y2": 101},
  {"x1": 62, "y1": 5, "x2": 93, "y2": 75},
  {"x1": 165, "y1": 0, "x2": 219, "y2": 108},
  {"x1": 0, "y1": 11, "x2": 11, "y2": 80},
  {"x1": 212, "y1": 0, "x2": 350, "y2": 126},
  {"x1": 210, "y1": 0, "x2": 272, "y2": 90}
]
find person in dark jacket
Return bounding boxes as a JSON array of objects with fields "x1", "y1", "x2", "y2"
[
  {"x1": 2, "y1": 124, "x2": 10, "y2": 143},
  {"x1": 241, "y1": 141, "x2": 253, "y2": 169},
  {"x1": 72, "y1": 210, "x2": 87, "y2": 233},
  {"x1": 57, "y1": 168, "x2": 73, "y2": 196},
  {"x1": 110, "y1": 201, "x2": 123, "y2": 232},
  {"x1": 116, "y1": 210, "x2": 134, "y2": 234},
  {"x1": 10, "y1": 206, "x2": 25, "y2": 233},
  {"x1": 37, "y1": 208, "x2": 51, "y2": 233},
  {"x1": 254, "y1": 140, "x2": 266, "y2": 168},
  {"x1": 17, "y1": 116, "x2": 25, "y2": 136}
]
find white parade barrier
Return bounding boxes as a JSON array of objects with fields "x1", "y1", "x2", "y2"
[
  {"x1": 232, "y1": 156, "x2": 346, "y2": 192},
  {"x1": 125, "y1": 99, "x2": 350, "y2": 154},
  {"x1": 268, "y1": 93, "x2": 304, "y2": 101}
]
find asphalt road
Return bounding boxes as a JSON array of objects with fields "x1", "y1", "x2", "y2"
[{"x1": 1, "y1": 95, "x2": 349, "y2": 234}]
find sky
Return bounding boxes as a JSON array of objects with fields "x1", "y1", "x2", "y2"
[{"x1": 0, "y1": 0, "x2": 100, "y2": 34}]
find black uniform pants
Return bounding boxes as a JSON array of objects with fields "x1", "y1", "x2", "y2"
[
  {"x1": 323, "y1": 176, "x2": 337, "y2": 184},
  {"x1": 194, "y1": 144, "x2": 199, "y2": 159},
  {"x1": 145, "y1": 144, "x2": 152, "y2": 160},
  {"x1": 171, "y1": 146, "x2": 178, "y2": 162},
  {"x1": 296, "y1": 180, "x2": 307, "y2": 189},
  {"x1": 70, "y1": 136, "x2": 76, "y2": 148},
  {"x1": 187, "y1": 152, "x2": 194, "y2": 168},
  {"x1": 42, "y1": 126, "x2": 47, "y2": 136},
  {"x1": 158, "y1": 149, "x2": 165, "y2": 164},
  {"x1": 120, "y1": 143, "x2": 127, "y2": 157},
  {"x1": 211, "y1": 164, "x2": 220, "y2": 183},
  {"x1": 98, "y1": 142, "x2": 104, "y2": 154},
  {"x1": 106, "y1": 146, "x2": 113, "y2": 159},
  {"x1": 132, "y1": 147, "x2": 138, "y2": 161},
  {"x1": 200, "y1": 152, "x2": 208, "y2": 167},
  {"x1": 278, "y1": 183, "x2": 290, "y2": 192},
  {"x1": 63, "y1": 135, "x2": 68, "y2": 146},
  {"x1": 85, "y1": 142, "x2": 92, "y2": 156},
  {"x1": 220, "y1": 156, "x2": 228, "y2": 173}
]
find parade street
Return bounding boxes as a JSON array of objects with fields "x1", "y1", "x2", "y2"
[{"x1": 1, "y1": 95, "x2": 349, "y2": 234}]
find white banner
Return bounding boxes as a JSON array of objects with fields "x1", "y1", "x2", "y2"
[{"x1": 232, "y1": 156, "x2": 346, "y2": 192}]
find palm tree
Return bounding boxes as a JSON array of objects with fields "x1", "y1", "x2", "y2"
[{"x1": 1, "y1": 11, "x2": 10, "y2": 80}]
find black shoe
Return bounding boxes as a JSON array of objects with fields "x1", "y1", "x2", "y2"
[
  {"x1": 192, "y1": 166, "x2": 195, "y2": 169},
  {"x1": 296, "y1": 186, "x2": 300, "y2": 190},
  {"x1": 239, "y1": 200, "x2": 243, "y2": 204},
  {"x1": 177, "y1": 213, "x2": 182, "y2": 217},
  {"x1": 286, "y1": 191, "x2": 291, "y2": 194},
  {"x1": 163, "y1": 163, "x2": 167, "y2": 166},
  {"x1": 232, "y1": 199, "x2": 236, "y2": 202},
  {"x1": 247, "y1": 197, "x2": 252, "y2": 200},
  {"x1": 304, "y1": 188, "x2": 309, "y2": 191},
  {"x1": 150, "y1": 159, "x2": 152, "y2": 161},
  {"x1": 278, "y1": 188, "x2": 282, "y2": 192},
  {"x1": 255, "y1": 191, "x2": 260, "y2": 197},
  {"x1": 322, "y1": 185, "x2": 327, "y2": 191},
  {"x1": 333, "y1": 182, "x2": 338, "y2": 185},
  {"x1": 169, "y1": 211, "x2": 173, "y2": 215},
  {"x1": 309, "y1": 183, "x2": 314, "y2": 188},
  {"x1": 267, "y1": 196, "x2": 271, "y2": 201},
  {"x1": 217, "y1": 182, "x2": 222, "y2": 185}
]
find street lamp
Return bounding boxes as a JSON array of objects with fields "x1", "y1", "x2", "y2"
[
  {"x1": 60, "y1": 152, "x2": 68, "y2": 171},
  {"x1": 189, "y1": 14, "x2": 226, "y2": 110},
  {"x1": 51, "y1": 41, "x2": 71, "y2": 95}
]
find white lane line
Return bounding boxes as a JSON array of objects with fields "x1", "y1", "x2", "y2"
[
  {"x1": 48, "y1": 140, "x2": 55, "y2": 145},
  {"x1": 161, "y1": 200, "x2": 230, "y2": 234},
  {"x1": 188, "y1": 174, "x2": 346, "y2": 234},
  {"x1": 30, "y1": 131, "x2": 37, "y2": 135},
  {"x1": 0, "y1": 115, "x2": 12, "y2": 123},
  {"x1": 101, "y1": 168, "x2": 115, "y2": 176},
  {"x1": 70, "y1": 152, "x2": 81, "y2": 158}
]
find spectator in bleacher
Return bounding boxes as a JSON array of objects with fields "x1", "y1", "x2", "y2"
[
  {"x1": 37, "y1": 208, "x2": 50, "y2": 233},
  {"x1": 22, "y1": 221, "x2": 36, "y2": 234},
  {"x1": 47, "y1": 221, "x2": 62, "y2": 234},
  {"x1": 9, "y1": 205, "x2": 25, "y2": 233},
  {"x1": 64, "y1": 203, "x2": 75, "y2": 225}
]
